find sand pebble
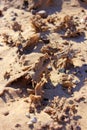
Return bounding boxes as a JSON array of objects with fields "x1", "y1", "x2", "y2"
[
  {"x1": 30, "y1": 117, "x2": 37, "y2": 123},
  {"x1": 3, "y1": 111, "x2": 9, "y2": 116},
  {"x1": 25, "y1": 113, "x2": 30, "y2": 118},
  {"x1": 68, "y1": 100, "x2": 74, "y2": 105},
  {"x1": 27, "y1": 121, "x2": 33, "y2": 128},
  {"x1": 15, "y1": 124, "x2": 21, "y2": 128},
  {"x1": 11, "y1": 17, "x2": 16, "y2": 21},
  {"x1": 27, "y1": 121, "x2": 33, "y2": 125},
  {"x1": 31, "y1": 9, "x2": 36, "y2": 15},
  {"x1": 37, "y1": 10, "x2": 47, "y2": 18}
]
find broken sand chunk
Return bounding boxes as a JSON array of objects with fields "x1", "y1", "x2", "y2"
[
  {"x1": 22, "y1": 33, "x2": 40, "y2": 51},
  {"x1": 31, "y1": 15, "x2": 48, "y2": 32}
]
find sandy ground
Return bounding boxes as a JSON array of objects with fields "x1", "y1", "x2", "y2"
[{"x1": 0, "y1": 0, "x2": 87, "y2": 130}]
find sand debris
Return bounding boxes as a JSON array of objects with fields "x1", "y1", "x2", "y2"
[{"x1": 31, "y1": 15, "x2": 48, "y2": 32}]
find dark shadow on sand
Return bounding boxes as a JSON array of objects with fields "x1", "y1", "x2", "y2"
[
  {"x1": 38, "y1": 0, "x2": 63, "y2": 15},
  {"x1": 79, "y1": 0, "x2": 87, "y2": 10},
  {"x1": 62, "y1": 34, "x2": 87, "y2": 43}
]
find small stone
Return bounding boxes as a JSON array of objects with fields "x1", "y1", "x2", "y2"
[
  {"x1": 41, "y1": 35, "x2": 50, "y2": 44},
  {"x1": 27, "y1": 121, "x2": 33, "y2": 128},
  {"x1": 25, "y1": 113, "x2": 30, "y2": 118},
  {"x1": 47, "y1": 66, "x2": 52, "y2": 71},
  {"x1": 31, "y1": 9, "x2": 36, "y2": 15},
  {"x1": 30, "y1": 117, "x2": 37, "y2": 123},
  {"x1": 37, "y1": 10, "x2": 47, "y2": 18},
  {"x1": 15, "y1": 124, "x2": 21, "y2": 128},
  {"x1": 27, "y1": 121, "x2": 33, "y2": 125},
  {"x1": 68, "y1": 100, "x2": 74, "y2": 105},
  {"x1": 3, "y1": 111, "x2": 9, "y2": 116},
  {"x1": 11, "y1": 17, "x2": 16, "y2": 21}
]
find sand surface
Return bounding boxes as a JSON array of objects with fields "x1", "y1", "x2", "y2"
[{"x1": 0, "y1": 0, "x2": 87, "y2": 130}]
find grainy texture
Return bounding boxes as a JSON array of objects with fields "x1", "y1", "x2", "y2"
[{"x1": 0, "y1": 0, "x2": 87, "y2": 130}]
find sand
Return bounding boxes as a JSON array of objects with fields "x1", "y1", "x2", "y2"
[{"x1": 0, "y1": 0, "x2": 87, "y2": 130}]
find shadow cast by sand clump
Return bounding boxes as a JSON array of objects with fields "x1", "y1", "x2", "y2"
[
  {"x1": 1, "y1": 0, "x2": 63, "y2": 14},
  {"x1": 72, "y1": 64, "x2": 87, "y2": 92},
  {"x1": 62, "y1": 32, "x2": 86, "y2": 43},
  {"x1": 79, "y1": 0, "x2": 87, "y2": 10}
]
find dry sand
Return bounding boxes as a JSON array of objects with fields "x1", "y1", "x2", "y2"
[{"x1": 0, "y1": 0, "x2": 87, "y2": 130}]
